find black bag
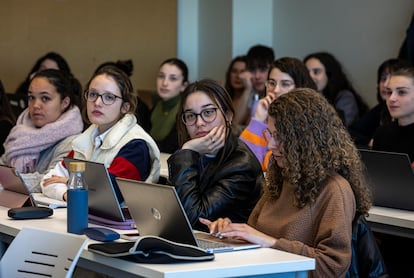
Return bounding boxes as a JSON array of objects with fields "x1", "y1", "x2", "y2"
[{"x1": 88, "y1": 235, "x2": 215, "y2": 263}]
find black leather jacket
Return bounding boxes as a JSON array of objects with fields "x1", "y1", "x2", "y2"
[
  {"x1": 347, "y1": 213, "x2": 389, "y2": 278},
  {"x1": 168, "y1": 134, "x2": 263, "y2": 231}
]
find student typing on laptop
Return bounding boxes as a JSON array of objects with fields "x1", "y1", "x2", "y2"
[
  {"x1": 201, "y1": 89, "x2": 379, "y2": 278},
  {"x1": 167, "y1": 79, "x2": 263, "y2": 232},
  {"x1": 40, "y1": 65, "x2": 160, "y2": 201}
]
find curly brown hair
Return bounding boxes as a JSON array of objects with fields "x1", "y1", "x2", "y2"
[{"x1": 266, "y1": 88, "x2": 372, "y2": 214}]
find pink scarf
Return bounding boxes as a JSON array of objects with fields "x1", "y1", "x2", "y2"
[{"x1": 3, "y1": 106, "x2": 83, "y2": 173}]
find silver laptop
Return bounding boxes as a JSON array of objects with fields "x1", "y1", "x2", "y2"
[
  {"x1": 0, "y1": 165, "x2": 31, "y2": 208},
  {"x1": 0, "y1": 165, "x2": 66, "y2": 208},
  {"x1": 359, "y1": 149, "x2": 414, "y2": 211},
  {"x1": 63, "y1": 158, "x2": 131, "y2": 222},
  {"x1": 116, "y1": 177, "x2": 261, "y2": 253}
]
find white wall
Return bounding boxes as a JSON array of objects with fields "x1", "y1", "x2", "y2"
[
  {"x1": 178, "y1": 0, "x2": 414, "y2": 107},
  {"x1": 232, "y1": 0, "x2": 273, "y2": 56},
  {"x1": 272, "y1": 0, "x2": 414, "y2": 106}
]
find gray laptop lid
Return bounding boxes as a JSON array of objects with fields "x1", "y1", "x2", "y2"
[
  {"x1": 64, "y1": 158, "x2": 129, "y2": 221},
  {"x1": 116, "y1": 177, "x2": 261, "y2": 253},
  {"x1": 0, "y1": 165, "x2": 31, "y2": 208},
  {"x1": 0, "y1": 165, "x2": 66, "y2": 208},
  {"x1": 359, "y1": 149, "x2": 414, "y2": 211}
]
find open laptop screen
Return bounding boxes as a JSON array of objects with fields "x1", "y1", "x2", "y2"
[{"x1": 359, "y1": 149, "x2": 414, "y2": 211}]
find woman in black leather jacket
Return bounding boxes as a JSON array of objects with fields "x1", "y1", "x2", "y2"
[{"x1": 168, "y1": 79, "x2": 263, "y2": 232}]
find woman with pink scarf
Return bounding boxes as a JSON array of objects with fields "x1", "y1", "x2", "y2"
[{"x1": 0, "y1": 69, "x2": 83, "y2": 192}]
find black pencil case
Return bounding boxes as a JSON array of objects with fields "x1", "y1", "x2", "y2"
[{"x1": 88, "y1": 235, "x2": 215, "y2": 263}]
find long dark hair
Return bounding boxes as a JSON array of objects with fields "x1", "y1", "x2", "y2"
[
  {"x1": 272, "y1": 57, "x2": 317, "y2": 90},
  {"x1": 304, "y1": 52, "x2": 369, "y2": 117},
  {"x1": 0, "y1": 80, "x2": 16, "y2": 124},
  {"x1": 177, "y1": 79, "x2": 235, "y2": 170},
  {"x1": 15, "y1": 52, "x2": 72, "y2": 96},
  {"x1": 224, "y1": 55, "x2": 247, "y2": 98}
]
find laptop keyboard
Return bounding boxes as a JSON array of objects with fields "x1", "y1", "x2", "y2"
[{"x1": 196, "y1": 238, "x2": 233, "y2": 250}]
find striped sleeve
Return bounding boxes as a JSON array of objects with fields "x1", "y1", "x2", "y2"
[{"x1": 240, "y1": 118, "x2": 269, "y2": 170}]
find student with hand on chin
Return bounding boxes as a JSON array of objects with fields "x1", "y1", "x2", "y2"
[{"x1": 167, "y1": 79, "x2": 263, "y2": 232}]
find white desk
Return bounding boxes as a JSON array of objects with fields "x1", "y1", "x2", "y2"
[
  {"x1": 367, "y1": 206, "x2": 414, "y2": 239},
  {"x1": 0, "y1": 206, "x2": 315, "y2": 278}
]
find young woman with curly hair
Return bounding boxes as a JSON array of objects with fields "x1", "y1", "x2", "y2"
[{"x1": 201, "y1": 88, "x2": 373, "y2": 277}]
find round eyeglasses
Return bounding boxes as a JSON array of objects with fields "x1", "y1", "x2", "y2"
[
  {"x1": 181, "y1": 108, "x2": 218, "y2": 126},
  {"x1": 265, "y1": 80, "x2": 294, "y2": 91},
  {"x1": 84, "y1": 90, "x2": 123, "y2": 105}
]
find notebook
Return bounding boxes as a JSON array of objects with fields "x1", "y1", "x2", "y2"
[
  {"x1": 116, "y1": 177, "x2": 261, "y2": 253},
  {"x1": 359, "y1": 149, "x2": 414, "y2": 211},
  {"x1": 63, "y1": 158, "x2": 132, "y2": 222},
  {"x1": 0, "y1": 165, "x2": 67, "y2": 208}
]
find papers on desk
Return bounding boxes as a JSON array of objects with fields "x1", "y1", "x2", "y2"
[
  {"x1": 160, "y1": 152, "x2": 170, "y2": 178},
  {"x1": 32, "y1": 193, "x2": 67, "y2": 209}
]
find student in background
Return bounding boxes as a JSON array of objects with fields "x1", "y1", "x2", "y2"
[
  {"x1": 240, "y1": 57, "x2": 316, "y2": 171},
  {"x1": 246, "y1": 45, "x2": 275, "y2": 100},
  {"x1": 370, "y1": 65, "x2": 414, "y2": 278},
  {"x1": 0, "y1": 69, "x2": 83, "y2": 192},
  {"x1": 201, "y1": 88, "x2": 373, "y2": 278},
  {"x1": 226, "y1": 45, "x2": 275, "y2": 133},
  {"x1": 372, "y1": 65, "x2": 414, "y2": 164},
  {"x1": 349, "y1": 58, "x2": 411, "y2": 148},
  {"x1": 0, "y1": 80, "x2": 16, "y2": 155},
  {"x1": 223, "y1": 55, "x2": 252, "y2": 132},
  {"x1": 13, "y1": 52, "x2": 80, "y2": 118},
  {"x1": 150, "y1": 58, "x2": 189, "y2": 154},
  {"x1": 41, "y1": 65, "x2": 160, "y2": 201},
  {"x1": 167, "y1": 79, "x2": 263, "y2": 232},
  {"x1": 304, "y1": 52, "x2": 369, "y2": 127}
]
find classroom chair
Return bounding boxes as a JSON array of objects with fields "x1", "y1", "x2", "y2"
[{"x1": 0, "y1": 227, "x2": 88, "y2": 278}]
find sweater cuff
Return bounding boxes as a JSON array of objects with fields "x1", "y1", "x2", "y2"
[
  {"x1": 247, "y1": 118, "x2": 268, "y2": 135},
  {"x1": 42, "y1": 183, "x2": 67, "y2": 201}
]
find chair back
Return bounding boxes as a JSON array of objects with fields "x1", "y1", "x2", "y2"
[
  {"x1": 346, "y1": 213, "x2": 389, "y2": 278},
  {"x1": 0, "y1": 227, "x2": 88, "y2": 278}
]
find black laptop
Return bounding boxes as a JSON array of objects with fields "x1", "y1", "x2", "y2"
[{"x1": 359, "y1": 149, "x2": 414, "y2": 211}]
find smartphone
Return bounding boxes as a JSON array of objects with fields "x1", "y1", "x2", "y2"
[{"x1": 120, "y1": 232, "x2": 140, "y2": 241}]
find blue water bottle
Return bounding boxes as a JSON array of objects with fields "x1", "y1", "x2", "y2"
[{"x1": 67, "y1": 161, "x2": 88, "y2": 234}]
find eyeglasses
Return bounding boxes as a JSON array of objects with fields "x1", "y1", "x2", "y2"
[
  {"x1": 181, "y1": 108, "x2": 218, "y2": 126},
  {"x1": 84, "y1": 90, "x2": 123, "y2": 105},
  {"x1": 265, "y1": 80, "x2": 295, "y2": 91},
  {"x1": 262, "y1": 128, "x2": 281, "y2": 144}
]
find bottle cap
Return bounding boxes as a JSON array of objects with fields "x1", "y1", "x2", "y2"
[{"x1": 69, "y1": 162, "x2": 86, "y2": 172}]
